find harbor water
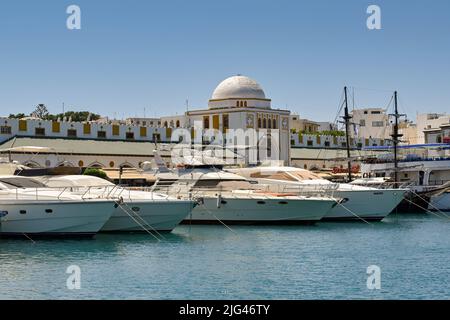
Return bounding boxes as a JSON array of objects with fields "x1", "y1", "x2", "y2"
[{"x1": 0, "y1": 213, "x2": 449, "y2": 300}]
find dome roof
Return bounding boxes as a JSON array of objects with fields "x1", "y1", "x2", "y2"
[{"x1": 211, "y1": 75, "x2": 266, "y2": 100}]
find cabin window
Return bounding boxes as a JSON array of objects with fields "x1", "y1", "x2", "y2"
[
  {"x1": 67, "y1": 129, "x2": 77, "y2": 137},
  {"x1": 126, "y1": 132, "x2": 135, "y2": 140},
  {"x1": 153, "y1": 133, "x2": 161, "y2": 142},
  {"x1": 203, "y1": 116, "x2": 210, "y2": 129},
  {"x1": 97, "y1": 131, "x2": 106, "y2": 138},
  {"x1": 0, "y1": 126, "x2": 12, "y2": 134},
  {"x1": 372, "y1": 121, "x2": 384, "y2": 127},
  {"x1": 35, "y1": 127, "x2": 45, "y2": 136},
  {"x1": 222, "y1": 114, "x2": 229, "y2": 133}
]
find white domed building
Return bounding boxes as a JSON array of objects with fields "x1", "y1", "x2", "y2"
[{"x1": 162, "y1": 75, "x2": 291, "y2": 164}]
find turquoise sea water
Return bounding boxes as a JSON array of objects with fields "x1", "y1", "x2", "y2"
[{"x1": 0, "y1": 213, "x2": 449, "y2": 300}]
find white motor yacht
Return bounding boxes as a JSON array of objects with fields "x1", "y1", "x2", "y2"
[
  {"x1": 154, "y1": 166, "x2": 337, "y2": 224},
  {"x1": 0, "y1": 176, "x2": 114, "y2": 238},
  {"x1": 227, "y1": 166, "x2": 407, "y2": 221},
  {"x1": 36, "y1": 175, "x2": 195, "y2": 232}
]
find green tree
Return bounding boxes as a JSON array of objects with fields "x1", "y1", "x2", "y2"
[
  {"x1": 83, "y1": 168, "x2": 108, "y2": 180},
  {"x1": 8, "y1": 113, "x2": 26, "y2": 119},
  {"x1": 48, "y1": 111, "x2": 100, "y2": 122}
]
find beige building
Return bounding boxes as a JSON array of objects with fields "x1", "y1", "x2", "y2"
[
  {"x1": 350, "y1": 108, "x2": 391, "y2": 140},
  {"x1": 289, "y1": 114, "x2": 320, "y2": 133},
  {"x1": 416, "y1": 113, "x2": 450, "y2": 144}
]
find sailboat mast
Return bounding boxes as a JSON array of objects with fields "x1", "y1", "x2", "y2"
[
  {"x1": 343, "y1": 86, "x2": 352, "y2": 182},
  {"x1": 393, "y1": 91, "x2": 399, "y2": 188}
]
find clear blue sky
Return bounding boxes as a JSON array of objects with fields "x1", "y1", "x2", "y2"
[{"x1": 1, "y1": 0, "x2": 449, "y2": 121}]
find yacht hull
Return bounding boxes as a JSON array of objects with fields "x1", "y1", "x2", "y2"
[
  {"x1": 0, "y1": 200, "x2": 114, "y2": 238},
  {"x1": 322, "y1": 189, "x2": 406, "y2": 221},
  {"x1": 429, "y1": 192, "x2": 450, "y2": 212},
  {"x1": 100, "y1": 200, "x2": 193, "y2": 232},
  {"x1": 184, "y1": 197, "x2": 333, "y2": 224}
]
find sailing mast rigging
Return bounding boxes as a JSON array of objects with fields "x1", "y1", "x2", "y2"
[
  {"x1": 342, "y1": 86, "x2": 353, "y2": 182},
  {"x1": 389, "y1": 91, "x2": 405, "y2": 188}
]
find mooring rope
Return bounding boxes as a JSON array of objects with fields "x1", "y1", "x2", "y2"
[
  {"x1": 402, "y1": 197, "x2": 450, "y2": 221},
  {"x1": 331, "y1": 197, "x2": 372, "y2": 225},
  {"x1": 114, "y1": 201, "x2": 162, "y2": 241},
  {"x1": 409, "y1": 190, "x2": 450, "y2": 219},
  {"x1": 120, "y1": 200, "x2": 166, "y2": 240},
  {"x1": 197, "y1": 202, "x2": 237, "y2": 235}
]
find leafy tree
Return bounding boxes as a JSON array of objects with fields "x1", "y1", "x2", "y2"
[
  {"x1": 83, "y1": 168, "x2": 108, "y2": 180},
  {"x1": 8, "y1": 113, "x2": 26, "y2": 119},
  {"x1": 47, "y1": 111, "x2": 100, "y2": 122}
]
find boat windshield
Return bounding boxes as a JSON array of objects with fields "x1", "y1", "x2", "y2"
[{"x1": 0, "y1": 177, "x2": 47, "y2": 188}]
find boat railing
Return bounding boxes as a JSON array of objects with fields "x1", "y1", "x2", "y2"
[{"x1": 141, "y1": 182, "x2": 339, "y2": 200}]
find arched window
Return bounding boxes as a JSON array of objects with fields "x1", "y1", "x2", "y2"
[
  {"x1": 236, "y1": 101, "x2": 239, "y2": 107},
  {"x1": 273, "y1": 119, "x2": 277, "y2": 129},
  {"x1": 244, "y1": 101, "x2": 247, "y2": 107},
  {"x1": 163, "y1": 121, "x2": 168, "y2": 127},
  {"x1": 240, "y1": 101, "x2": 244, "y2": 107},
  {"x1": 268, "y1": 119, "x2": 272, "y2": 129},
  {"x1": 263, "y1": 119, "x2": 267, "y2": 128},
  {"x1": 304, "y1": 164, "x2": 307, "y2": 169},
  {"x1": 258, "y1": 118, "x2": 262, "y2": 128},
  {"x1": 176, "y1": 120, "x2": 180, "y2": 128}
]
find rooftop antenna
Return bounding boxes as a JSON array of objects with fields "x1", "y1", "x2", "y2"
[
  {"x1": 62, "y1": 102, "x2": 65, "y2": 115},
  {"x1": 186, "y1": 99, "x2": 189, "y2": 112}
]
